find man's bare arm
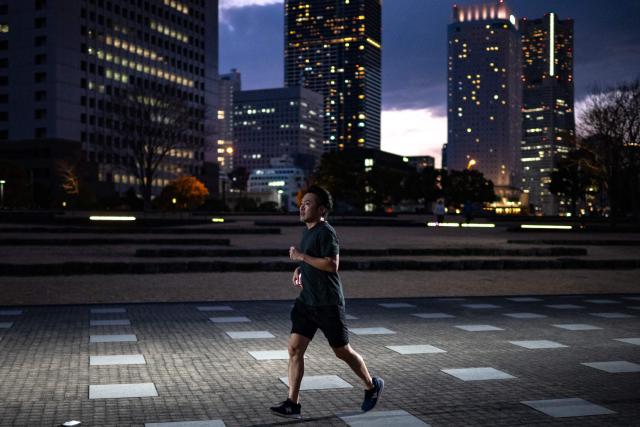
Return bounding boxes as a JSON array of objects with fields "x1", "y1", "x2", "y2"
[{"x1": 289, "y1": 246, "x2": 339, "y2": 273}]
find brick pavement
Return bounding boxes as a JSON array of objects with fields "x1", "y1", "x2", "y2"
[{"x1": 1, "y1": 294, "x2": 639, "y2": 426}]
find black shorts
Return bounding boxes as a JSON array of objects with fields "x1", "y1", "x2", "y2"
[{"x1": 290, "y1": 301, "x2": 349, "y2": 348}]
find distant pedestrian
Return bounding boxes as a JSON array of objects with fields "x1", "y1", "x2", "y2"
[
  {"x1": 434, "y1": 199, "x2": 446, "y2": 224},
  {"x1": 463, "y1": 200, "x2": 474, "y2": 224},
  {"x1": 270, "y1": 185, "x2": 384, "y2": 419}
]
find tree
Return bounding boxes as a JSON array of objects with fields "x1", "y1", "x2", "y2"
[
  {"x1": 579, "y1": 78, "x2": 640, "y2": 220},
  {"x1": 228, "y1": 166, "x2": 250, "y2": 192},
  {"x1": 312, "y1": 152, "x2": 366, "y2": 211},
  {"x1": 549, "y1": 147, "x2": 601, "y2": 216},
  {"x1": 401, "y1": 167, "x2": 444, "y2": 209},
  {"x1": 0, "y1": 161, "x2": 31, "y2": 208},
  {"x1": 442, "y1": 169, "x2": 496, "y2": 207},
  {"x1": 157, "y1": 176, "x2": 209, "y2": 211},
  {"x1": 110, "y1": 84, "x2": 207, "y2": 209}
]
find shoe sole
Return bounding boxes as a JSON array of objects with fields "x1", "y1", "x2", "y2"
[{"x1": 270, "y1": 410, "x2": 302, "y2": 420}]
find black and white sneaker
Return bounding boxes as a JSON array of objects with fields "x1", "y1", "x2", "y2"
[
  {"x1": 361, "y1": 377, "x2": 384, "y2": 412},
  {"x1": 270, "y1": 399, "x2": 302, "y2": 419}
]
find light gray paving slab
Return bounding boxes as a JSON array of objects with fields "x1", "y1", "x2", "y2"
[
  {"x1": 90, "y1": 334, "x2": 138, "y2": 343},
  {"x1": 90, "y1": 354, "x2": 146, "y2": 366},
  {"x1": 590, "y1": 312, "x2": 635, "y2": 319},
  {"x1": 614, "y1": 337, "x2": 640, "y2": 346},
  {"x1": 412, "y1": 313, "x2": 455, "y2": 319},
  {"x1": 521, "y1": 398, "x2": 615, "y2": 417},
  {"x1": 145, "y1": 421, "x2": 226, "y2": 427},
  {"x1": 209, "y1": 316, "x2": 251, "y2": 323},
  {"x1": 455, "y1": 324, "x2": 504, "y2": 332},
  {"x1": 442, "y1": 367, "x2": 515, "y2": 381},
  {"x1": 340, "y1": 410, "x2": 430, "y2": 426},
  {"x1": 90, "y1": 308, "x2": 127, "y2": 314},
  {"x1": 279, "y1": 375, "x2": 352, "y2": 390},
  {"x1": 197, "y1": 306, "x2": 233, "y2": 312},
  {"x1": 581, "y1": 361, "x2": 640, "y2": 373},
  {"x1": 345, "y1": 314, "x2": 359, "y2": 320},
  {"x1": 379, "y1": 303, "x2": 416, "y2": 308},
  {"x1": 0, "y1": 310, "x2": 22, "y2": 316},
  {"x1": 509, "y1": 340, "x2": 568, "y2": 349},
  {"x1": 506, "y1": 297, "x2": 542, "y2": 302},
  {"x1": 629, "y1": 306, "x2": 640, "y2": 310},
  {"x1": 89, "y1": 383, "x2": 158, "y2": 399},
  {"x1": 0, "y1": 322, "x2": 13, "y2": 329},
  {"x1": 503, "y1": 313, "x2": 547, "y2": 319},
  {"x1": 438, "y1": 298, "x2": 466, "y2": 301},
  {"x1": 552, "y1": 324, "x2": 603, "y2": 331},
  {"x1": 545, "y1": 304, "x2": 583, "y2": 309},
  {"x1": 386, "y1": 345, "x2": 446, "y2": 354},
  {"x1": 623, "y1": 296, "x2": 640, "y2": 301},
  {"x1": 226, "y1": 331, "x2": 274, "y2": 339},
  {"x1": 584, "y1": 299, "x2": 620, "y2": 304},
  {"x1": 248, "y1": 350, "x2": 291, "y2": 360},
  {"x1": 461, "y1": 304, "x2": 501, "y2": 309},
  {"x1": 348, "y1": 327, "x2": 396, "y2": 335},
  {"x1": 90, "y1": 319, "x2": 131, "y2": 326}
]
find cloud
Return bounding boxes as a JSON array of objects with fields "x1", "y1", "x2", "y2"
[
  {"x1": 381, "y1": 108, "x2": 447, "y2": 167},
  {"x1": 220, "y1": 0, "x2": 282, "y2": 10}
]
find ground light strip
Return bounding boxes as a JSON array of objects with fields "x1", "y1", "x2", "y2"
[
  {"x1": 211, "y1": 218, "x2": 225, "y2": 223},
  {"x1": 427, "y1": 222, "x2": 496, "y2": 228},
  {"x1": 521, "y1": 224, "x2": 572, "y2": 230},
  {"x1": 89, "y1": 216, "x2": 137, "y2": 221}
]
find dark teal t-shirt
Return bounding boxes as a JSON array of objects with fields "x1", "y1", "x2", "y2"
[{"x1": 297, "y1": 221, "x2": 345, "y2": 307}]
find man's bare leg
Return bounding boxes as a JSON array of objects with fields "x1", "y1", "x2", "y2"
[
  {"x1": 332, "y1": 344, "x2": 373, "y2": 389},
  {"x1": 287, "y1": 333, "x2": 311, "y2": 403}
]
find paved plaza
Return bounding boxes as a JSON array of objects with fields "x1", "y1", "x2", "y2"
[{"x1": 1, "y1": 294, "x2": 639, "y2": 426}]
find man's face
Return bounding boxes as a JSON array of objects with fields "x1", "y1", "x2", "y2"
[{"x1": 299, "y1": 193, "x2": 324, "y2": 223}]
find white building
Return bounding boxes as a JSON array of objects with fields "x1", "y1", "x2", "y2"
[{"x1": 247, "y1": 167, "x2": 305, "y2": 212}]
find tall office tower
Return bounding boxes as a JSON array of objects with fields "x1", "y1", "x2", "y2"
[
  {"x1": 233, "y1": 86, "x2": 324, "y2": 174},
  {"x1": 520, "y1": 13, "x2": 574, "y2": 215},
  {"x1": 284, "y1": 0, "x2": 381, "y2": 151},
  {"x1": 213, "y1": 69, "x2": 241, "y2": 176},
  {"x1": 0, "y1": 0, "x2": 218, "y2": 197},
  {"x1": 447, "y1": 0, "x2": 522, "y2": 193}
]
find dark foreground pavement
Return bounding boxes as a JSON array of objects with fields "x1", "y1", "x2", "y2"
[{"x1": 1, "y1": 294, "x2": 639, "y2": 426}]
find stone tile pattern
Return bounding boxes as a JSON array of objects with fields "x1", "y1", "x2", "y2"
[{"x1": 0, "y1": 295, "x2": 637, "y2": 425}]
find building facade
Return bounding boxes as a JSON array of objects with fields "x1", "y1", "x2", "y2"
[
  {"x1": 446, "y1": 0, "x2": 522, "y2": 194},
  {"x1": 0, "y1": 0, "x2": 218, "y2": 198},
  {"x1": 247, "y1": 167, "x2": 305, "y2": 212},
  {"x1": 232, "y1": 86, "x2": 324, "y2": 174},
  {"x1": 520, "y1": 13, "x2": 574, "y2": 215},
  {"x1": 284, "y1": 0, "x2": 382, "y2": 151},
  {"x1": 212, "y1": 68, "x2": 241, "y2": 177}
]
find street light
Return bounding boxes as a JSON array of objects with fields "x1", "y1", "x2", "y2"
[{"x1": 0, "y1": 179, "x2": 5, "y2": 208}]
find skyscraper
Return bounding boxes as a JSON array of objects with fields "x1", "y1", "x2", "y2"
[
  {"x1": 233, "y1": 86, "x2": 324, "y2": 174},
  {"x1": 520, "y1": 13, "x2": 575, "y2": 215},
  {"x1": 284, "y1": 0, "x2": 381, "y2": 151},
  {"x1": 1, "y1": 0, "x2": 218, "y2": 198},
  {"x1": 447, "y1": 0, "x2": 522, "y2": 192},
  {"x1": 213, "y1": 69, "x2": 242, "y2": 176}
]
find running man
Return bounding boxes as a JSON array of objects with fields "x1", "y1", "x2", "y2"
[{"x1": 270, "y1": 185, "x2": 384, "y2": 419}]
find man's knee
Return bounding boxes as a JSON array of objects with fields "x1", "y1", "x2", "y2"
[
  {"x1": 288, "y1": 343, "x2": 305, "y2": 358},
  {"x1": 333, "y1": 344, "x2": 353, "y2": 361}
]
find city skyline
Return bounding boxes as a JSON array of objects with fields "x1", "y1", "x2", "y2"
[{"x1": 219, "y1": 0, "x2": 640, "y2": 166}]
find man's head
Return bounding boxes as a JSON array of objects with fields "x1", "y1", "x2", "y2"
[{"x1": 300, "y1": 185, "x2": 333, "y2": 223}]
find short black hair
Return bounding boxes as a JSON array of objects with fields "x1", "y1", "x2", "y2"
[{"x1": 305, "y1": 185, "x2": 333, "y2": 213}]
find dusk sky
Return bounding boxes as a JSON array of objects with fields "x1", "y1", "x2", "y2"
[{"x1": 218, "y1": 0, "x2": 640, "y2": 166}]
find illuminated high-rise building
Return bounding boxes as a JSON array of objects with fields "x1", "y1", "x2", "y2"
[
  {"x1": 447, "y1": 0, "x2": 522, "y2": 193},
  {"x1": 520, "y1": 13, "x2": 574, "y2": 215},
  {"x1": 284, "y1": 0, "x2": 381, "y2": 151},
  {"x1": 1, "y1": 0, "x2": 218, "y2": 197},
  {"x1": 233, "y1": 86, "x2": 324, "y2": 174}
]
